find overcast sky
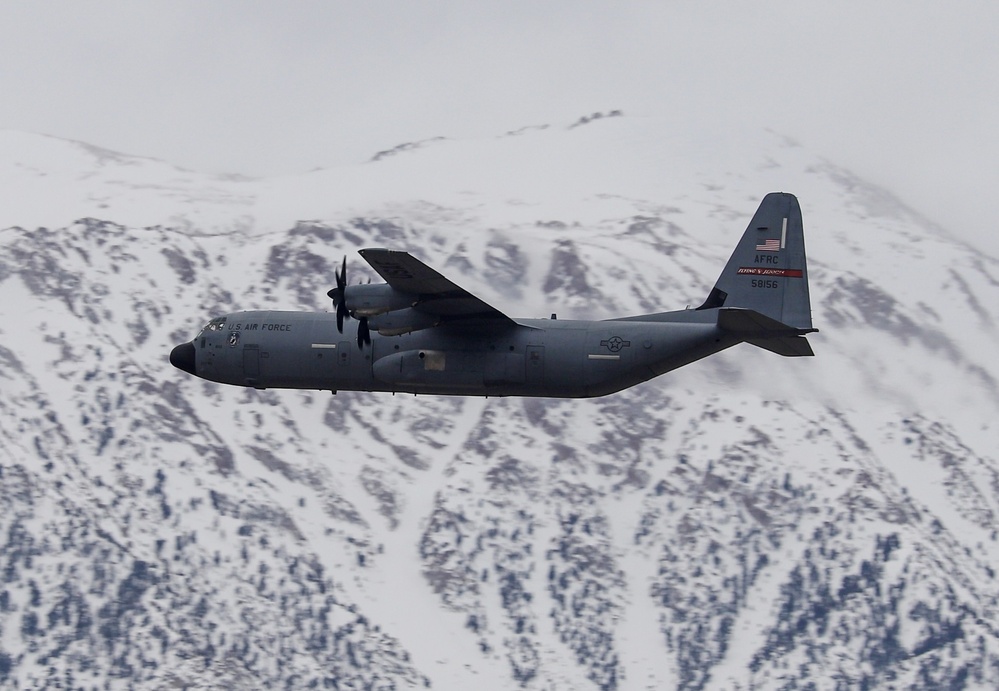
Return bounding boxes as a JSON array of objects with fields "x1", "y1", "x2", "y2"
[{"x1": 2, "y1": 2, "x2": 998, "y2": 252}]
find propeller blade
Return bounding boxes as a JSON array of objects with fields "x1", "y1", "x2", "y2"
[
  {"x1": 330, "y1": 255, "x2": 349, "y2": 334},
  {"x1": 357, "y1": 317, "x2": 370, "y2": 349}
]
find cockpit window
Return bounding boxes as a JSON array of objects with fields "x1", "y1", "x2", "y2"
[
  {"x1": 204, "y1": 317, "x2": 227, "y2": 332},
  {"x1": 196, "y1": 317, "x2": 228, "y2": 343}
]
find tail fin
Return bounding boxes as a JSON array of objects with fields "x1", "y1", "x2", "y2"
[{"x1": 698, "y1": 192, "x2": 814, "y2": 331}]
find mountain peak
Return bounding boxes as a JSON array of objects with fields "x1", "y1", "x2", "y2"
[{"x1": 2, "y1": 118, "x2": 998, "y2": 689}]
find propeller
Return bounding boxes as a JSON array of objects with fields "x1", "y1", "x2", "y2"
[
  {"x1": 327, "y1": 256, "x2": 372, "y2": 349},
  {"x1": 327, "y1": 256, "x2": 349, "y2": 333}
]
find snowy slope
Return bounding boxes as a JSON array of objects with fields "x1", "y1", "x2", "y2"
[{"x1": 1, "y1": 115, "x2": 998, "y2": 689}]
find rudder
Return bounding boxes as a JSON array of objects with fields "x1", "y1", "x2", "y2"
[{"x1": 698, "y1": 192, "x2": 813, "y2": 330}]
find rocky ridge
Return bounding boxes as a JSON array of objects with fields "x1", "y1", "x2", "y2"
[{"x1": 1, "y1": 119, "x2": 998, "y2": 689}]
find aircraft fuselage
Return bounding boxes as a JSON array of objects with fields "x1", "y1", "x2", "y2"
[{"x1": 174, "y1": 309, "x2": 739, "y2": 398}]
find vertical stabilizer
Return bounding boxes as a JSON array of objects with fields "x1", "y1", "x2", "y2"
[{"x1": 698, "y1": 192, "x2": 813, "y2": 330}]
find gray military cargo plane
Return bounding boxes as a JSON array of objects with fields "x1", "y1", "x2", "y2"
[{"x1": 170, "y1": 192, "x2": 817, "y2": 397}]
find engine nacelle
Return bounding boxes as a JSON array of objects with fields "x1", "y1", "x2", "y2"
[
  {"x1": 343, "y1": 284, "x2": 415, "y2": 317},
  {"x1": 367, "y1": 308, "x2": 440, "y2": 336}
]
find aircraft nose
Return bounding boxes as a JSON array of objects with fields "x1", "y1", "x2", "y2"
[{"x1": 170, "y1": 342, "x2": 196, "y2": 375}]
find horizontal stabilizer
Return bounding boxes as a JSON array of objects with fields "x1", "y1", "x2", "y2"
[
  {"x1": 718, "y1": 307, "x2": 817, "y2": 357},
  {"x1": 744, "y1": 336, "x2": 814, "y2": 357}
]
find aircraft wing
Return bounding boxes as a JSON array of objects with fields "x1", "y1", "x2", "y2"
[{"x1": 358, "y1": 248, "x2": 515, "y2": 323}]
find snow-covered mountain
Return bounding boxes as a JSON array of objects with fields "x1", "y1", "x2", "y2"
[{"x1": 2, "y1": 115, "x2": 998, "y2": 689}]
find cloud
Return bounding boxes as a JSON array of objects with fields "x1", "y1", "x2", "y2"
[{"x1": 1, "y1": 2, "x2": 997, "y2": 252}]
